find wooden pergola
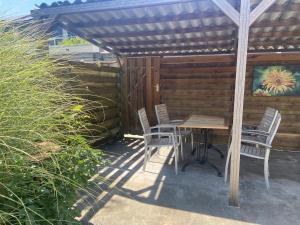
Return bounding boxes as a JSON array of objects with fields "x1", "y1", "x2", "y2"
[{"x1": 32, "y1": 0, "x2": 297, "y2": 206}]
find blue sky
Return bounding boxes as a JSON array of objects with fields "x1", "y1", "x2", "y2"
[{"x1": 0, "y1": 0, "x2": 55, "y2": 18}]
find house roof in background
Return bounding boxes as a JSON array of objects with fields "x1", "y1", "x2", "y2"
[{"x1": 31, "y1": 0, "x2": 300, "y2": 56}]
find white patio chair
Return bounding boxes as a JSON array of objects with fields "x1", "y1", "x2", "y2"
[
  {"x1": 225, "y1": 112, "x2": 281, "y2": 189},
  {"x1": 155, "y1": 104, "x2": 193, "y2": 159},
  {"x1": 228, "y1": 107, "x2": 278, "y2": 153},
  {"x1": 242, "y1": 107, "x2": 278, "y2": 136},
  {"x1": 138, "y1": 108, "x2": 180, "y2": 175}
]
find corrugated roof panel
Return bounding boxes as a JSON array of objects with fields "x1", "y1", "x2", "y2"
[{"x1": 33, "y1": 0, "x2": 300, "y2": 55}]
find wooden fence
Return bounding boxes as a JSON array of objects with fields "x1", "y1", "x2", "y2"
[
  {"x1": 65, "y1": 61, "x2": 121, "y2": 144},
  {"x1": 123, "y1": 53, "x2": 300, "y2": 151}
]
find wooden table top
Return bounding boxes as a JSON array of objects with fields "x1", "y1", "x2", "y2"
[{"x1": 177, "y1": 115, "x2": 229, "y2": 130}]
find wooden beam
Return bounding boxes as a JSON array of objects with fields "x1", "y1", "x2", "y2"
[
  {"x1": 88, "y1": 24, "x2": 236, "y2": 39},
  {"x1": 250, "y1": 0, "x2": 277, "y2": 25},
  {"x1": 228, "y1": 0, "x2": 251, "y2": 207},
  {"x1": 71, "y1": 11, "x2": 221, "y2": 28},
  {"x1": 211, "y1": 0, "x2": 240, "y2": 26},
  {"x1": 116, "y1": 42, "x2": 234, "y2": 53},
  {"x1": 161, "y1": 52, "x2": 300, "y2": 64}
]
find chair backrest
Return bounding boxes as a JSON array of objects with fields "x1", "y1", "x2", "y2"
[
  {"x1": 266, "y1": 112, "x2": 281, "y2": 145},
  {"x1": 257, "y1": 107, "x2": 278, "y2": 133},
  {"x1": 155, "y1": 104, "x2": 170, "y2": 124},
  {"x1": 138, "y1": 108, "x2": 151, "y2": 134}
]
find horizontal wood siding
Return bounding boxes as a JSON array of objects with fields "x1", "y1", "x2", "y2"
[
  {"x1": 160, "y1": 53, "x2": 300, "y2": 151},
  {"x1": 66, "y1": 61, "x2": 121, "y2": 144}
]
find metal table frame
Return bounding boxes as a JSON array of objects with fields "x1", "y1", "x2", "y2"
[{"x1": 178, "y1": 115, "x2": 229, "y2": 177}]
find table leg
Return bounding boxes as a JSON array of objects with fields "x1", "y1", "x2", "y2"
[{"x1": 181, "y1": 129, "x2": 222, "y2": 177}]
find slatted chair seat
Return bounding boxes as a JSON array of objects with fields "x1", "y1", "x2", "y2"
[{"x1": 240, "y1": 144, "x2": 266, "y2": 159}]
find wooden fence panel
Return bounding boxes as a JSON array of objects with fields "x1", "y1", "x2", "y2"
[
  {"x1": 65, "y1": 61, "x2": 121, "y2": 144},
  {"x1": 122, "y1": 57, "x2": 160, "y2": 133}
]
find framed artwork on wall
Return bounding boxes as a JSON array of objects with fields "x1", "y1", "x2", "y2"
[{"x1": 252, "y1": 65, "x2": 300, "y2": 96}]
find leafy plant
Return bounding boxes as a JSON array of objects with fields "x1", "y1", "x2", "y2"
[
  {"x1": 0, "y1": 21, "x2": 103, "y2": 224},
  {"x1": 59, "y1": 37, "x2": 89, "y2": 46}
]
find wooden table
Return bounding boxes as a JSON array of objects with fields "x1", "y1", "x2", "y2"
[{"x1": 178, "y1": 115, "x2": 229, "y2": 176}]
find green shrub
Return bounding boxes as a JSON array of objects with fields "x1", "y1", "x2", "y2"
[
  {"x1": 59, "y1": 37, "x2": 89, "y2": 46},
  {"x1": 0, "y1": 21, "x2": 103, "y2": 224}
]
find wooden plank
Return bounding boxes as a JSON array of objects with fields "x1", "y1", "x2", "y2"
[
  {"x1": 211, "y1": 0, "x2": 240, "y2": 26},
  {"x1": 146, "y1": 57, "x2": 153, "y2": 125},
  {"x1": 117, "y1": 42, "x2": 233, "y2": 53},
  {"x1": 122, "y1": 57, "x2": 130, "y2": 133},
  {"x1": 161, "y1": 66, "x2": 236, "y2": 75},
  {"x1": 162, "y1": 55, "x2": 235, "y2": 64},
  {"x1": 250, "y1": 0, "x2": 277, "y2": 25},
  {"x1": 178, "y1": 115, "x2": 229, "y2": 129},
  {"x1": 153, "y1": 57, "x2": 161, "y2": 106}
]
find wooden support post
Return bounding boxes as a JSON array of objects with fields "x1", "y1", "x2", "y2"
[
  {"x1": 211, "y1": 0, "x2": 276, "y2": 206},
  {"x1": 229, "y1": 0, "x2": 250, "y2": 206}
]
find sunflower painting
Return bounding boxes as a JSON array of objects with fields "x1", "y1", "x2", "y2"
[{"x1": 252, "y1": 66, "x2": 300, "y2": 96}]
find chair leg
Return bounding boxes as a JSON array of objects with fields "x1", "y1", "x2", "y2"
[
  {"x1": 224, "y1": 149, "x2": 231, "y2": 183},
  {"x1": 180, "y1": 136, "x2": 184, "y2": 161},
  {"x1": 264, "y1": 150, "x2": 270, "y2": 189},
  {"x1": 191, "y1": 132, "x2": 194, "y2": 151},
  {"x1": 174, "y1": 146, "x2": 178, "y2": 175},
  {"x1": 143, "y1": 146, "x2": 149, "y2": 171},
  {"x1": 264, "y1": 160, "x2": 270, "y2": 189}
]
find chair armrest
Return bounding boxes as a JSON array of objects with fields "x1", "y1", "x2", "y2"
[
  {"x1": 151, "y1": 124, "x2": 176, "y2": 129},
  {"x1": 143, "y1": 132, "x2": 175, "y2": 144},
  {"x1": 241, "y1": 138, "x2": 272, "y2": 148},
  {"x1": 144, "y1": 132, "x2": 174, "y2": 137},
  {"x1": 170, "y1": 120, "x2": 184, "y2": 125},
  {"x1": 151, "y1": 124, "x2": 177, "y2": 133}
]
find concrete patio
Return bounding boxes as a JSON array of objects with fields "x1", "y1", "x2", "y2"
[{"x1": 76, "y1": 136, "x2": 300, "y2": 225}]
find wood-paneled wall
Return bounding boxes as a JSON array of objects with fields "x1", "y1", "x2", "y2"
[
  {"x1": 160, "y1": 53, "x2": 300, "y2": 151},
  {"x1": 122, "y1": 57, "x2": 160, "y2": 133}
]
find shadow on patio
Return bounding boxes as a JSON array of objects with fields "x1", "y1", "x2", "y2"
[{"x1": 75, "y1": 136, "x2": 300, "y2": 225}]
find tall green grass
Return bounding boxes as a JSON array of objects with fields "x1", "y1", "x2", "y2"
[{"x1": 0, "y1": 21, "x2": 103, "y2": 224}]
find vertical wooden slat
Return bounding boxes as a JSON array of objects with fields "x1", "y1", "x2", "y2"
[
  {"x1": 133, "y1": 58, "x2": 139, "y2": 131},
  {"x1": 128, "y1": 59, "x2": 134, "y2": 132},
  {"x1": 153, "y1": 56, "x2": 161, "y2": 108},
  {"x1": 146, "y1": 57, "x2": 153, "y2": 125},
  {"x1": 122, "y1": 57, "x2": 129, "y2": 133},
  {"x1": 137, "y1": 58, "x2": 143, "y2": 113}
]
